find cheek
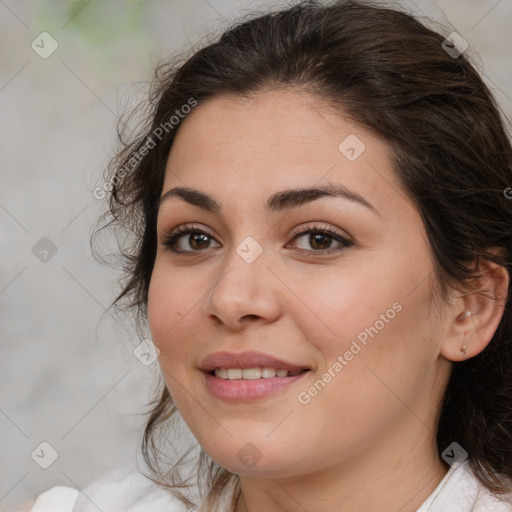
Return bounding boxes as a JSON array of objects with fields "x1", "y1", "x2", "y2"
[
  {"x1": 290, "y1": 268, "x2": 399, "y2": 349},
  {"x1": 147, "y1": 270, "x2": 168, "y2": 343},
  {"x1": 293, "y1": 260, "x2": 431, "y2": 379},
  {"x1": 147, "y1": 265, "x2": 192, "y2": 354},
  {"x1": 147, "y1": 269, "x2": 198, "y2": 411}
]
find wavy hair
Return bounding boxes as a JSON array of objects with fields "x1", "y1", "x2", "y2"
[{"x1": 93, "y1": 0, "x2": 512, "y2": 509}]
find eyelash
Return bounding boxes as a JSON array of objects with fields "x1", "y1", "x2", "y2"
[{"x1": 160, "y1": 223, "x2": 354, "y2": 255}]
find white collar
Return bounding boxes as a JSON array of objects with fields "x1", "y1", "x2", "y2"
[{"x1": 417, "y1": 461, "x2": 512, "y2": 511}]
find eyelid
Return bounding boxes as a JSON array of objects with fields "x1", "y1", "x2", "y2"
[
  {"x1": 160, "y1": 221, "x2": 354, "y2": 254},
  {"x1": 159, "y1": 223, "x2": 219, "y2": 253},
  {"x1": 290, "y1": 222, "x2": 353, "y2": 242},
  {"x1": 286, "y1": 222, "x2": 354, "y2": 254}
]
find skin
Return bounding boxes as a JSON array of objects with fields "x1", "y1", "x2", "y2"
[{"x1": 147, "y1": 89, "x2": 509, "y2": 511}]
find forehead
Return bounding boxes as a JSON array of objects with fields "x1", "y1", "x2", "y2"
[
  {"x1": 168, "y1": 89, "x2": 371, "y2": 163},
  {"x1": 163, "y1": 89, "x2": 407, "y2": 219}
]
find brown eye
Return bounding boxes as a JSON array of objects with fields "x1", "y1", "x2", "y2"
[
  {"x1": 186, "y1": 233, "x2": 211, "y2": 250},
  {"x1": 161, "y1": 226, "x2": 221, "y2": 253},
  {"x1": 161, "y1": 223, "x2": 353, "y2": 256},
  {"x1": 290, "y1": 225, "x2": 354, "y2": 254},
  {"x1": 307, "y1": 232, "x2": 335, "y2": 250}
]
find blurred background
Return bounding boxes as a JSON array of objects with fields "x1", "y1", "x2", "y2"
[{"x1": 1, "y1": 0, "x2": 511, "y2": 510}]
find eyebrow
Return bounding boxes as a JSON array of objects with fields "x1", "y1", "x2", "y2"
[{"x1": 158, "y1": 182, "x2": 380, "y2": 216}]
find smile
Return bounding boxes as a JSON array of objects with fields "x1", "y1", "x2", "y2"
[
  {"x1": 213, "y1": 367, "x2": 307, "y2": 379},
  {"x1": 203, "y1": 369, "x2": 310, "y2": 402}
]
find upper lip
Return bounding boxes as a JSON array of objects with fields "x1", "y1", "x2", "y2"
[{"x1": 199, "y1": 350, "x2": 311, "y2": 373}]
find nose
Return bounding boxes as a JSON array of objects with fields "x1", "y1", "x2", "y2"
[{"x1": 203, "y1": 245, "x2": 284, "y2": 330}]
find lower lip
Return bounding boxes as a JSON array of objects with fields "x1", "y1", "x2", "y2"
[{"x1": 203, "y1": 371, "x2": 310, "y2": 402}]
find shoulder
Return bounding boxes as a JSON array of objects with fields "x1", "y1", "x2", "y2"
[
  {"x1": 473, "y1": 481, "x2": 512, "y2": 512},
  {"x1": 460, "y1": 463, "x2": 512, "y2": 511},
  {"x1": 29, "y1": 468, "x2": 194, "y2": 512},
  {"x1": 417, "y1": 461, "x2": 512, "y2": 512}
]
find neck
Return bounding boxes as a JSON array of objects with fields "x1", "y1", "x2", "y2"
[{"x1": 234, "y1": 441, "x2": 449, "y2": 512}]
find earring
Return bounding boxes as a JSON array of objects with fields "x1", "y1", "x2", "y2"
[{"x1": 458, "y1": 311, "x2": 471, "y2": 356}]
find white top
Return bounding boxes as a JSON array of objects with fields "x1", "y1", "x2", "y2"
[{"x1": 28, "y1": 460, "x2": 512, "y2": 512}]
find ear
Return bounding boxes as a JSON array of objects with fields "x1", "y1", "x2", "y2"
[{"x1": 440, "y1": 254, "x2": 509, "y2": 362}]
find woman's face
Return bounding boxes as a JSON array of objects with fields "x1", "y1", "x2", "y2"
[{"x1": 148, "y1": 89, "x2": 453, "y2": 478}]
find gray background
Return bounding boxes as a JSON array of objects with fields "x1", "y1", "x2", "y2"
[{"x1": 1, "y1": 0, "x2": 511, "y2": 510}]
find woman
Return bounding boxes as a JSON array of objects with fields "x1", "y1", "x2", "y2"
[{"x1": 29, "y1": 0, "x2": 512, "y2": 510}]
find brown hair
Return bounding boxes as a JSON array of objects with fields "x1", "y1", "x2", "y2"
[{"x1": 93, "y1": 0, "x2": 512, "y2": 509}]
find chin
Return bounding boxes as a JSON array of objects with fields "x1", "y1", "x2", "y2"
[{"x1": 204, "y1": 440, "x2": 298, "y2": 476}]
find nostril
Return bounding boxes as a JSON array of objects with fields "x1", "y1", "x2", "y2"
[{"x1": 241, "y1": 314, "x2": 260, "y2": 321}]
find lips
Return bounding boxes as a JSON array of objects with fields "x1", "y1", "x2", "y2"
[{"x1": 199, "y1": 350, "x2": 311, "y2": 374}]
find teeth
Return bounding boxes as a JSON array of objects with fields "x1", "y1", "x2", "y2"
[
  {"x1": 214, "y1": 367, "x2": 305, "y2": 379},
  {"x1": 261, "y1": 367, "x2": 277, "y2": 378},
  {"x1": 242, "y1": 368, "x2": 261, "y2": 379},
  {"x1": 215, "y1": 368, "x2": 228, "y2": 379},
  {"x1": 227, "y1": 368, "x2": 243, "y2": 379}
]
